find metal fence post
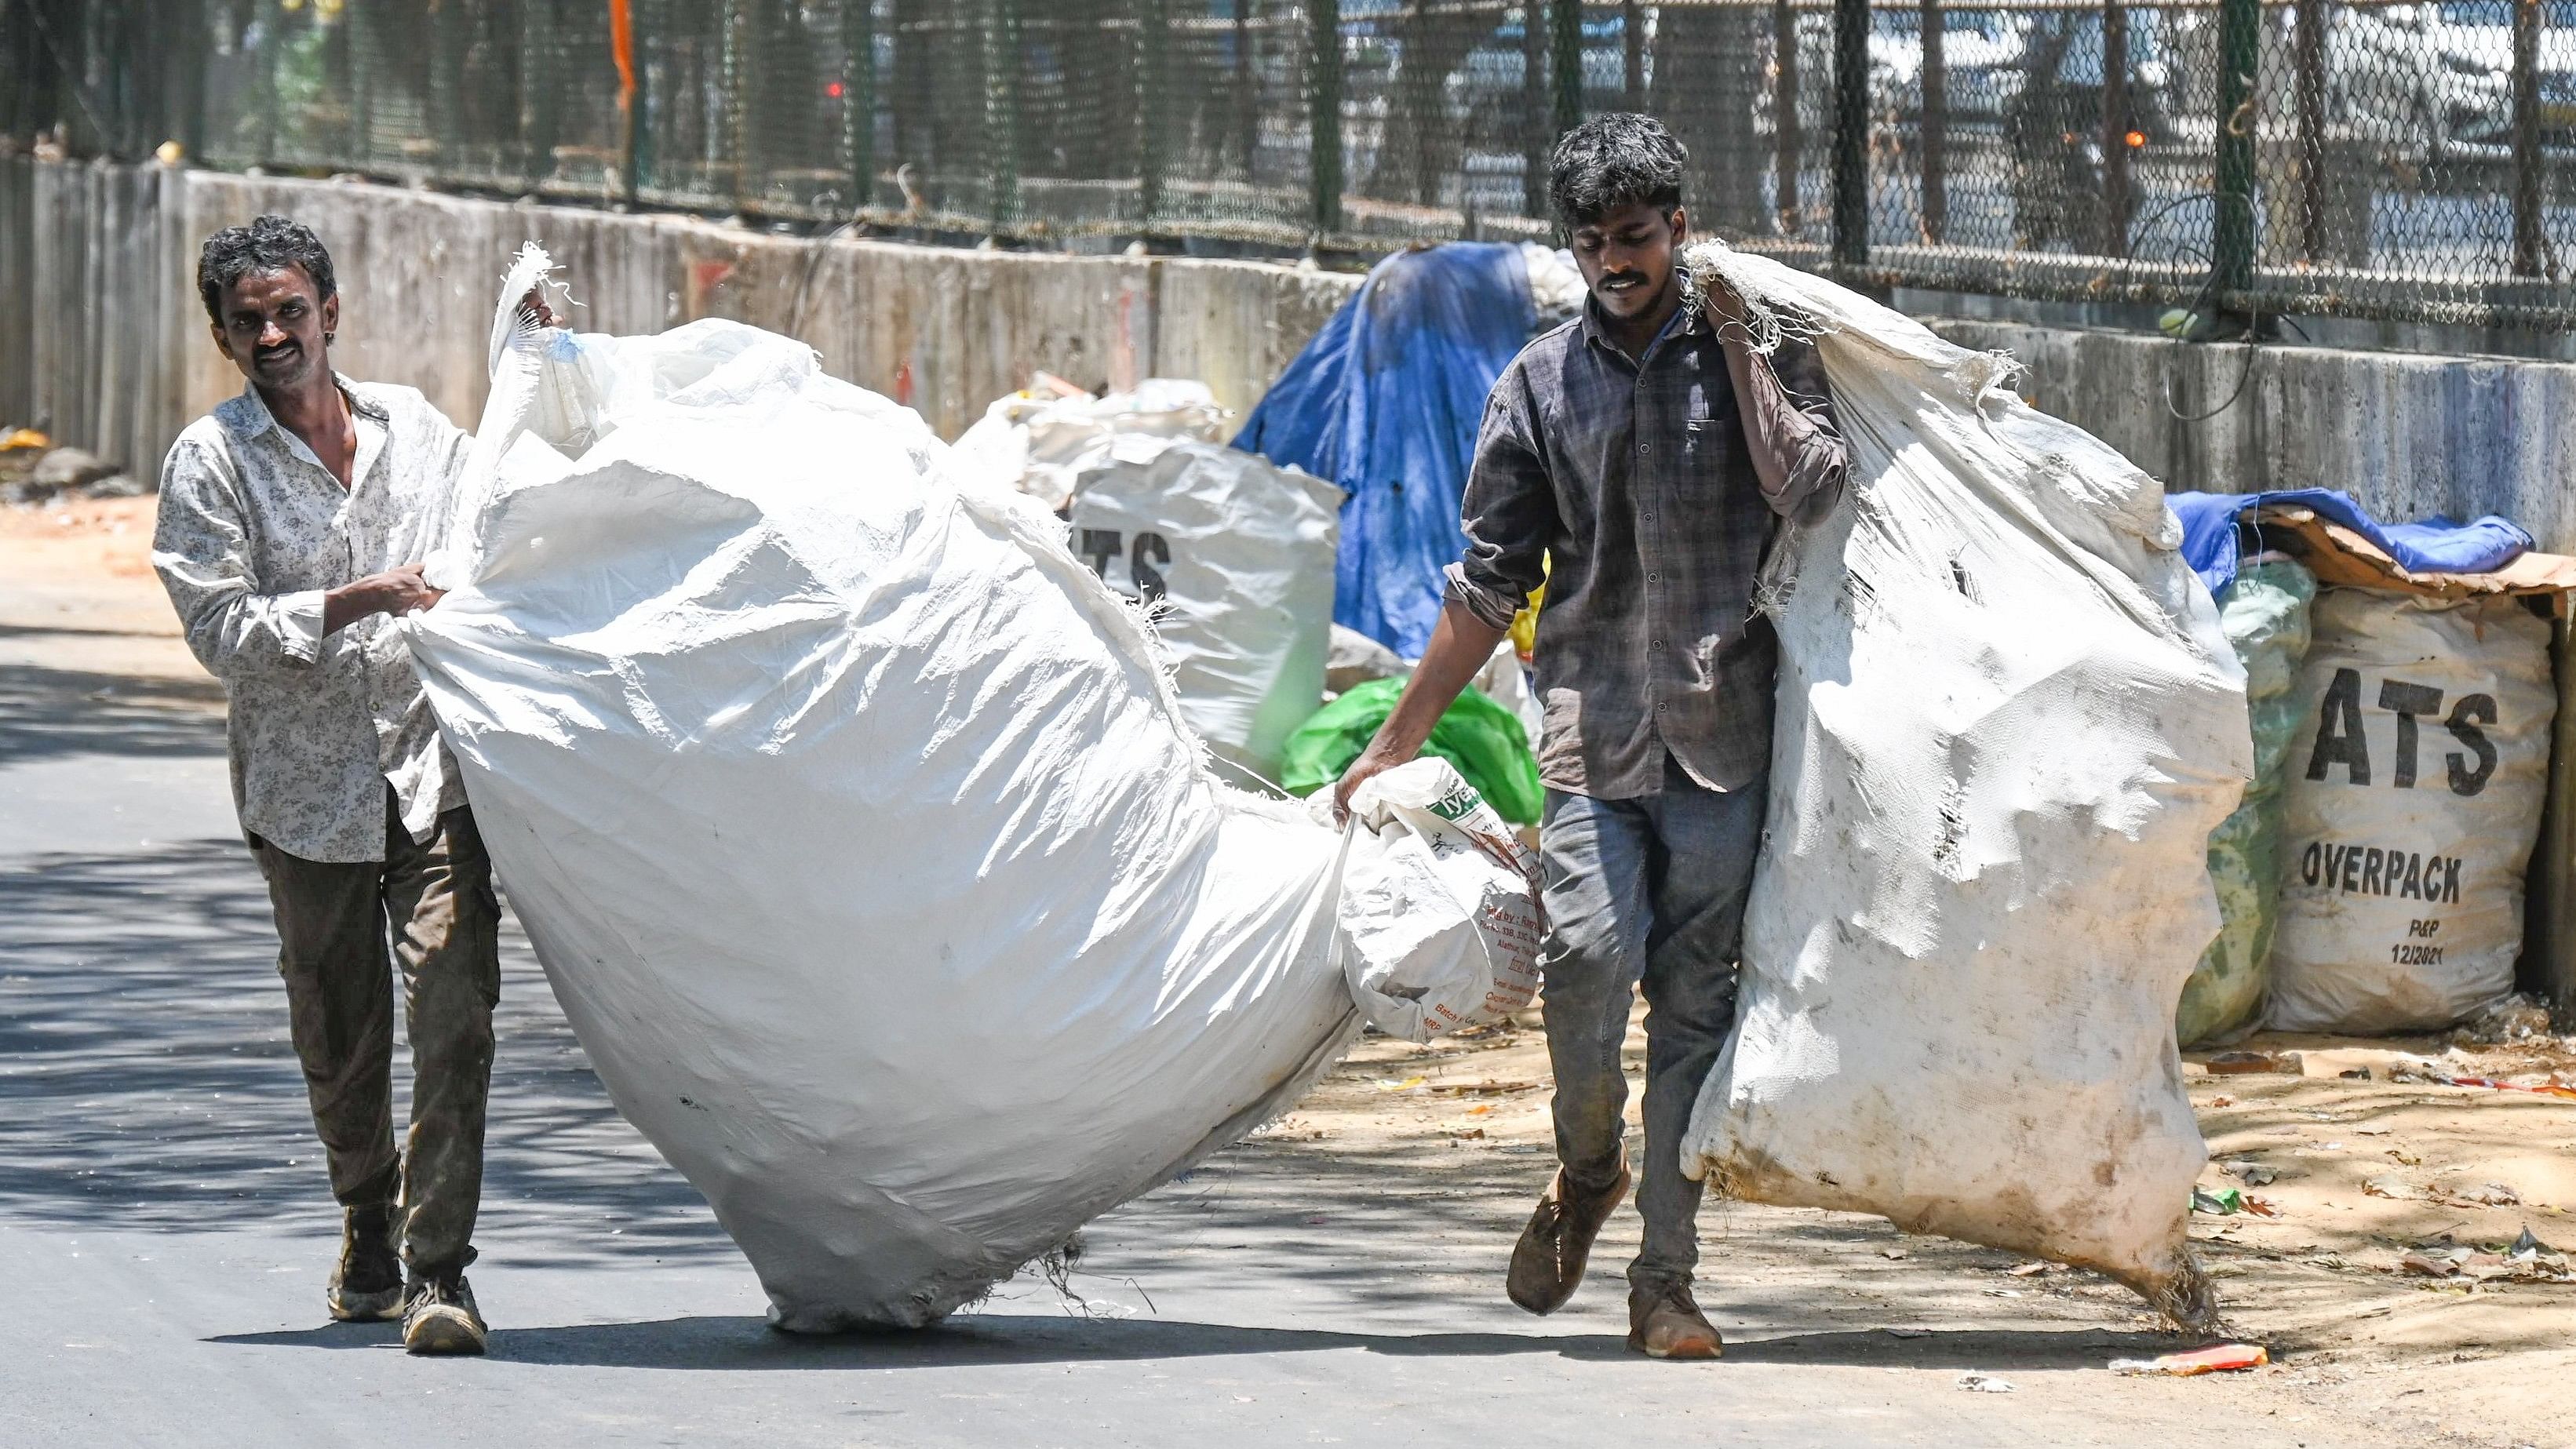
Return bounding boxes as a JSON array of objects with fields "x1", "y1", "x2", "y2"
[
  {"x1": 622, "y1": 2, "x2": 649, "y2": 208},
  {"x1": 1773, "y1": 0, "x2": 1800, "y2": 235},
  {"x1": 522, "y1": 0, "x2": 563, "y2": 188},
  {"x1": 843, "y1": 0, "x2": 876, "y2": 214},
  {"x1": 2100, "y1": 0, "x2": 2130, "y2": 257},
  {"x1": 2513, "y1": 0, "x2": 2545, "y2": 276},
  {"x1": 1920, "y1": 0, "x2": 1945, "y2": 244},
  {"x1": 1310, "y1": 0, "x2": 1343, "y2": 238},
  {"x1": 1521, "y1": 3, "x2": 1550, "y2": 217},
  {"x1": 1623, "y1": 0, "x2": 1644, "y2": 106},
  {"x1": 2294, "y1": 0, "x2": 2325, "y2": 261},
  {"x1": 721, "y1": 0, "x2": 750, "y2": 212},
  {"x1": 2212, "y1": 0, "x2": 2259, "y2": 310},
  {"x1": 986, "y1": 0, "x2": 1022, "y2": 229},
  {"x1": 1139, "y1": 0, "x2": 1169, "y2": 231},
  {"x1": 1830, "y1": 0, "x2": 1869, "y2": 268},
  {"x1": 1550, "y1": 0, "x2": 1583, "y2": 142},
  {"x1": 1236, "y1": 0, "x2": 1259, "y2": 179}
]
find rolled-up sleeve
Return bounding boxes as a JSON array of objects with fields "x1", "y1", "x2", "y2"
[
  {"x1": 1446, "y1": 363, "x2": 1559, "y2": 634},
  {"x1": 1736, "y1": 336, "x2": 1847, "y2": 526},
  {"x1": 153, "y1": 436, "x2": 325, "y2": 679}
]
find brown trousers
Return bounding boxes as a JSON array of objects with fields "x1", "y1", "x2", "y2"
[{"x1": 249, "y1": 791, "x2": 501, "y2": 1281}]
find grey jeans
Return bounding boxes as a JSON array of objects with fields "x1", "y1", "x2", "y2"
[
  {"x1": 1537, "y1": 754, "x2": 1763, "y2": 1291},
  {"x1": 248, "y1": 790, "x2": 501, "y2": 1282}
]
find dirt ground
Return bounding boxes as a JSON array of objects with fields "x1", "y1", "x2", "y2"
[
  {"x1": 0, "y1": 495, "x2": 212, "y2": 685},
  {"x1": 9, "y1": 496, "x2": 2573, "y2": 1447}
]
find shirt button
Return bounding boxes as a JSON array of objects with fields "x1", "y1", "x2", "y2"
[
  {"x1": 1648, "y1": 572, "x2": 1660, "y2": 583},
  {"x1": 1651, "y1": 638, "x2": 1664, "y2": 649},
  {"x1": 1638, "y1": 442, "x2": 1651, "y2": 454}
]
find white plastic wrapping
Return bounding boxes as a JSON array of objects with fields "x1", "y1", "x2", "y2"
[
  {"x1": 1335, "y1": 758, "x2": 1543, "y2": 1043},
  {"x1": 2268, "y1": 589, "x2": 2554, "y2": 1033},
  {"x1": 1675, "y1": 242, "x2": 2250, "y2": 1324},
  {"x1": 1067, "y1": 441, "x2": 1343, "y2": 783},
  {"x1": 408, "y1": 252, "x2": 1358, "y2": 1331}
]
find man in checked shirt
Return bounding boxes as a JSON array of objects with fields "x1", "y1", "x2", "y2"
[{"x1": 1334, "y1": 115, "x2": 1846, "y2": 1359}]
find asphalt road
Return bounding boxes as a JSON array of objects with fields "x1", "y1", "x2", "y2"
[{"x1": 0, "y1": 656, "x2": 2389, "y2": 1448}]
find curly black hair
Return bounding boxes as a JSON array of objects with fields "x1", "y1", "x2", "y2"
[
  {"x1": 1548, "y1": 112, "x2": 1687, "y2": 229},
  {"x1": 196, "y1": 215, "x2": 337, "y2": 326}
]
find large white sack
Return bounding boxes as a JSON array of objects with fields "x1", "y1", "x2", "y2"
[
  {"x1": 948, "y1": 378, "x2": 1227, "y2": 511},
  {"x1": 1067, "y1": 441, "x2": 1342, "y2": 783},
  {"x1": 1334, "y1": 757, "x2": 1543, "y2": 1043},
  {"x1": 2269, "y1": 589, "x2": 2554, "y2": 1033},
  {"x1": 1676, "y1": 242, "x2": 2250, "y2": 1324},
  {"x1": 408, "y1": 253, "x2": 1357, "y2": 1331}
]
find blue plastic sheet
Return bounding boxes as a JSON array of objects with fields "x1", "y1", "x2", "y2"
[
  {"x1": 1233, "y1": 242, "x2": 1537, "y2": 658},
  {"x1": 2170, "y1": 489, "x2": 2531, "y2": 596}
]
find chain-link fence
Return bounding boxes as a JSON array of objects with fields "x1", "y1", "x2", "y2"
[{"x1": 7, "y1": 0, "x2": 2573, "y2": 329}]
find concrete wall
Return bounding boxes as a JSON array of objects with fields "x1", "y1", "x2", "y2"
[
  {"x1": 1929, "y1": 318, "x2": 2576, "y2": 554},
  {"x1": 0, "y1": 157, "x2": 1361, "y2": 478}
]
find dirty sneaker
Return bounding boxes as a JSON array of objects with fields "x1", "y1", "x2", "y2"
[
  {"x1": 1627, "y1": 1280, "x2": 1723, "y2": 1360},
  {"x1": 1505, "y1": 1155, "x2": 1630, "y2": 1315},
  {"x1": 326, "y1": 1204, "x2": 403, "y2": 1323},
  {"x1": 401, "y1": 1275, "x2": 487, "y2": 1356}
]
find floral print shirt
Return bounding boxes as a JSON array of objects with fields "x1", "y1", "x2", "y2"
[{"x1": 154, "y1": 376, "x2": 472, "y2": 863}]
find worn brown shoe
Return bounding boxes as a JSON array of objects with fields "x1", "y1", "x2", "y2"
[
  {"x1": 1627, "y1": 1280, "x2": 1724, "y2": 1360},
  {"x1": 326, "y1": 1204, "x2": 403, "y2": 1323},
  {"x1": 402, "y1": 1275, "x2": 488, "y2": 1356},
  {"x1": 1505, "y1": 1156, "x2": 1630, "y2": 1315}
]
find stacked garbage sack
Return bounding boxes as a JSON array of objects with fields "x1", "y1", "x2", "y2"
[{"x1": 2167, "y1": 492, "x2": 2574, "y2": 1040}]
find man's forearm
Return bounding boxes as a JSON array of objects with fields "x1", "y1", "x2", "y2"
[
  {"x1": 322, "y1": 580, "x2": 386, "y2": 636},
  {"x1": 1362, "y1": 599, "x2": 1510, "y2": 763}
]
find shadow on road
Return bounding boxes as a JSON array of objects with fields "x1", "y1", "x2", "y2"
[
  {"x1": 0, "y1": 838, "x2": 731, "y2": 1267},
  {"x1": 210, "y1": 1313, "x2": 2172, "y2": 1371},
  {"x1": 0, "y1": 658, "x2": 226, "y2": 764}
]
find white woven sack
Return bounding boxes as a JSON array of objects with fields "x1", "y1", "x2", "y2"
[
  {"x1": 1068, "y1": 442, "x2": 1343, "y2": 783},
  {"x1": 1675, "y1": 242, "x2": 2250, "y2": 1326},
  {"x1": 1335, "y1": 758, "x2": 1543, "y2": 1043},
  {"x1": 2269, "y1": 589, "x2": 2554, "y2": 1032},
  {"x1": 409, "y1": 249, "x2": 1358, "y2": 1331}
]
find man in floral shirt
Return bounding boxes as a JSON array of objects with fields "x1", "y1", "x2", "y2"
[{"x1": 155, "y1": 216, "x2": 500, "y2": 1355}]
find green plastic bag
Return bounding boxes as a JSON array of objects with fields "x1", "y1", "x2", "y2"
[
  {"x1": 1277, "y1": 677, "x2": 1544, "y2": 825},
  {"x1": 2176, "y1": 559, "x2": 2316, "y2": 1047}
]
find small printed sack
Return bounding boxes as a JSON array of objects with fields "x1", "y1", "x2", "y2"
[{"x1": 1336, "y1": 758, "x2": 1543, "y2": 1042}]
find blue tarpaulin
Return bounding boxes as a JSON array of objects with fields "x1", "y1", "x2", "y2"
[
  {"x1": 2170, "y1": 489, "x2": 2531, "y2": 596},
  {"x1": 1233, "y1": 242, "x2": 1536, "y2": 658}
]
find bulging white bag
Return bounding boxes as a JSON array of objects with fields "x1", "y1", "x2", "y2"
[
  {"x1": 1067, "y1": 441, "x2": 1343, "y2": 783},
  {"x1": 409, "y1": 251, "x2": 1358, "y2": 1331},
  {"x1": 2269, "y1": 589, "x2": 2555, "y2": 1033},
  {"x1": 948, "y1": 378, "x2": 1227, "y2": 510},
  {"x1": 1335, "y1": 758, "x2": 1543, "y2": 1043},
  {"x1": 1676, "y1": 242, "x2": 2251, "y2": 1324}
]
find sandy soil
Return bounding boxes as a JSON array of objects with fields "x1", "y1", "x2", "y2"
[
  {"x1": 8, "y1": 498, "x2": 2571, "y2": 1445},
  {"x1": 1270, "y1": 1011, "x2": 2576, "y2": 1447},
  {"x1": 0, "y1": 495, "x2": 211, "y2": 686}
]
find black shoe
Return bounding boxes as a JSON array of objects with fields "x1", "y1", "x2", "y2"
[
  {"x1": 326, "y1": 1204, "x2": 403, "y2": 1323},
  {"x1": 402, "y1": 1274, "x2": 488, "y2": 1356}
]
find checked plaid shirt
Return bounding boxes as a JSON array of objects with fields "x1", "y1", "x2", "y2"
[{"x1": 1445, "y1": 298, "x2": 1846, "y2": 800}]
